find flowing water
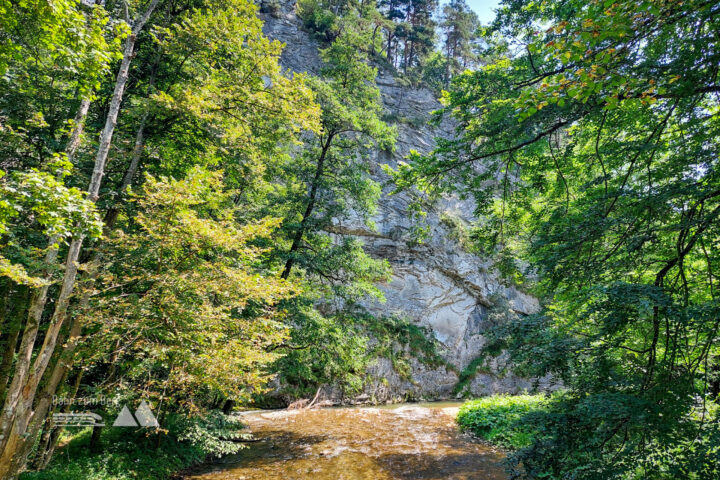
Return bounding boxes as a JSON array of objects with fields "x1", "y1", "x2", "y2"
[{"x1": 184, "y1": 402, "x2": 507, "y2": 480}]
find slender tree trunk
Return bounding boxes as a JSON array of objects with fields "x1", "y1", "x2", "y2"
[
  {"x1": 34, "y1": 425, "x2": 62, "y2": 470},
  {"x1": 0, "y1": 282, "x2": 8, "y2": 335},
  {"x1": 710, "y1": 359, "x2": 720, "y2": 400},
  {"x1": 31, "y1": 416, "x2": 55, "y2": 470},
  {"x1": 0, "y1": 176, "x2": 61, "y2": 464},
  {"x1": 66, "y1": 98, "x2": 91, "y2": 162},
  {"x1": 0, "y1": 95, "x2": 91, "y2": 422},
  {"x1": 14, "y1": 76, "x2": 155, "y2": 475},
  {"x1": 0, "y1": 95, "x2": 91, "y2": 461},
  {"x1": 0, "y1": 329, "x2": 19, "y2": 403},
  {"x1": 20, "y1": 105, "x2": 153, "y2": 473},
  {"x1": 386, "y1": 31, "x2": 393, "y2": 66},
  {"x1": 103, "y1": 111, "x2": 149, "y2": 229},
  {"x1": 444, "y1": 38, "x2": 452, "y2": 88},
  {"x1": 403, "y1": 37, "x2": 409, "y2": 72},
  {"x1": 89, "y1": 425, "x2": 103, "y2": 453},
  {"x1": 32, "y1": 371, "x2": 83, "y2": 471},
  {"x1": 306, "y1": 386, "x2": 323, "y2": 409},
  {"x1": 87, "y1": 37, "x2": 136, "y2": 202},
  {"x1": 281, "y1": 133, "x2": 334, "y2": 279},
  {"x1": 222, "y1": 399, "x2": 236, "y2": 415},
  {"x1": 27, "y1": 335, "x2": 74, "y2": 467},
  {"x1": 103, "y1": 44, "x2": 160, "y2": 228},
  {"x1": 0, "y1": 4, "x2": 159, "y2": 476}
]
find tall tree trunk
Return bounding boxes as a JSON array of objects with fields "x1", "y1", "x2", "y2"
[
  {"x1": 0, "y1": 3, "x2": 159, "y2": 477},
  {"x1": 14, "y1": 71, "x2": 155, "y2": 476},
  {"x1": 103, "y1": 111, "x2": 149, "y2": 229},
  {"x1": 31, "y1": 416, "x2": 55, "y2": 471},
  {"x1": 0, "y1": 161, "x2": 63, "y2": 465},
  {"x1": 0, "y1": 95, "x2": 91, "y2": 461},
  {"x1": 403, "y1": 36, "x2": 409, "y2": 72},
  {"x1": 32, "y1": 370, "x2": 83, "y2": 471},
  {"x1": 0, "y1": 95, "x2": 91, "y2": 417},
  {"x1": 89, "y1": 425, "x2": 103, "y2": 453},
  {"x1": 281, "y1": 133, "x2": 334, "y2": 279},
  {"x1": 103, "y1": 46, "x2": 160, "y2": 228},
  {"x1": 444, "y1": 38, "x2": 452, "y2": 88},
  {"x1": 66, "y1": 98, "x2": 91, "y2": 162},
  {"x1": 386, "y1": 28, "x2": 394, "y2": 67},
  {"x1": 0, "y1": 282, "x2": 8, "y2": 335}
]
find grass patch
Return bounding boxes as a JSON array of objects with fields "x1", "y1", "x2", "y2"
[{"x1": 456, "y1": 394, "x2": 550, "y2": 449}]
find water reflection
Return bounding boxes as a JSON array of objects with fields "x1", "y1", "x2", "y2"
[{"x1": 184, "y1": 403, "x2": 506, "y2": 480}]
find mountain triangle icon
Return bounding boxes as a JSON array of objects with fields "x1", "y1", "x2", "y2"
[
  {"x1": 112, "y1": 405, "x2": 138, "y2": 427},
  {"x1": 134, "y1": 400, "x2": 159, "y2": 427},
  {"x1": 111, "y1": 401, "x2": 159, "y2": 427}
]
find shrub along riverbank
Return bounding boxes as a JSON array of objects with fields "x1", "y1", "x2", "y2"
[
  {"x1": 458, "y1": 394, "x2": 720, "y2": 479},
  {"x1": 456, "y1": 394, "x2": 551, "y2": 450}
]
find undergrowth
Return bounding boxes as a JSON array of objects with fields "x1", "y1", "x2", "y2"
[
  {"x1": 19, "y1": 412, "x2": 246, "y2": 480},
  {"x1": 456, "y1": 393, "x2": 551, "y2": 449}
]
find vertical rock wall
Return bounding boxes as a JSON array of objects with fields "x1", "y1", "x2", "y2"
[{"x1": 261, "y1": 1, "x2": 552, "y2": 401}]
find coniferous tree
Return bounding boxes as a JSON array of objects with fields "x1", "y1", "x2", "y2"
[
  {"x1": 404, "y1": 0, "x2": 438, "y2": 72},
  {"x1": 439, "y1": 0, "x2": 478, "y2": 86},
  {"x1": 377, "y1": 0, "x2": 437, "y2": 74}
]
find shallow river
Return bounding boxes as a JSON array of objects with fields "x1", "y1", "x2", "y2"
[{"x1": 184, "y1": 402, "x2": 507, "y2": 480}]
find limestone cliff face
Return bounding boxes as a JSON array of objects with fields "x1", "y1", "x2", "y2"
[{"x1": 261, "y1": 2, "x2": 551, "y2": 401}]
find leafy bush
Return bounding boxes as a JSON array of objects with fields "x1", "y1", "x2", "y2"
[
  {"x1": 270, "y1": 307, "x2": 449, "y2": 401},
  {"x1": 452, "y1": 356, "x2": 492, "y2": 396},
  {"x1": 297, "y1": 0, "x2": 339, "y2": 41},
  {"x1": 460, "y1": 394, "x2": 720, "y2": 479},
  {"x1": 172, "y1": 411, "x2": 251, "y2": 457},
  {"x1": 457, "y1": 394, "x2": 550, "y2": 449}
]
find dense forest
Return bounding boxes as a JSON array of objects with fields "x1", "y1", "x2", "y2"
[{"x1": 0, "y1": 0, "x2": 719, "y2": 479}]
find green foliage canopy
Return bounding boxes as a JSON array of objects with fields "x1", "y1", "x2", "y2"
[{"x1": 391, "y1": 0, "x2": 720, "y2": 478}]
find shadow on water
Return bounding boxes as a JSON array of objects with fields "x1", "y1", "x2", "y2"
[
  {"x1": 206, "y1": 430, "x2": 329, "y2": 467},
  {"x1": 184, "y1": 403, "x2": 507, "y2": 480},
  {"x1": 377, "y1": 452, "x2": 506, "y2": 480}
]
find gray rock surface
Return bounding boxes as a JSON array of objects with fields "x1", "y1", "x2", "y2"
[{"x1": 260, "y1": 1, "x2": 553, "y2": 402}]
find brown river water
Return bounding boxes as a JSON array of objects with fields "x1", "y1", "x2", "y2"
[{"x1": 184, "y1": 402, "x2": 507, "y2": 480}]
